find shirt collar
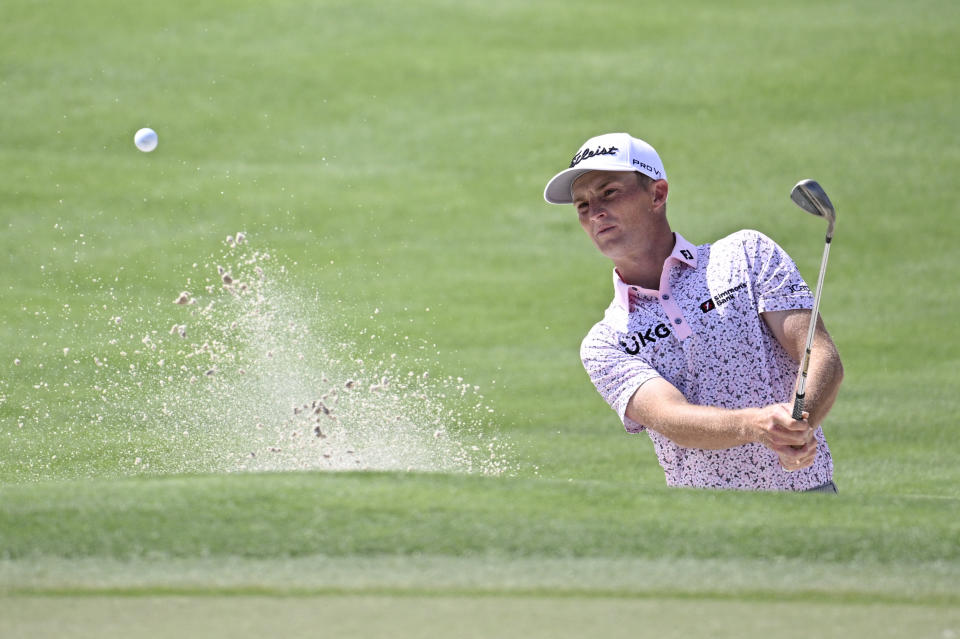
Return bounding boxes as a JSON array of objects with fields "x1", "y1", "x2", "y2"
[{"x1": 612, "y1": 233, "x2": 698, "y2": 310}]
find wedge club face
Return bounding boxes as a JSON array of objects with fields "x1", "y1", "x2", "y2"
[{"x1": 791, "y1": 179, "x2": 836, "y2": 239}]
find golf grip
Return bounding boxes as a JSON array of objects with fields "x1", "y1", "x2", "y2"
[{"x1": 792, "y1": 394, "x2": 805, "y2": 421}]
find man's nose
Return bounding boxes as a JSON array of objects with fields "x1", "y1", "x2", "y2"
[{"x1": 587, "y1": 200, "x2": 607, "y2": 219}]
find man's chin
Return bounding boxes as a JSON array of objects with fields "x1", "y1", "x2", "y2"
[{"x1": 594, "y1": 236, "x2": 625, "y2": 257}]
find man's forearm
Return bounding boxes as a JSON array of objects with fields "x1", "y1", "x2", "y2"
[
  {"x1": 799, "y1": 329, "x2": 844, "y2": 429},
  {"x1": 635, "y1": 400, "x2": 755, "y2": 449},
  {"x1": 767, "y1": 309, "x2": 844, "y2": 430},
  {"x1": 625, "y1": 377, "x2": 814, "y2": 452},
  {"x1": 625, "y1": 378, "x2": 759, "y2": 450}
]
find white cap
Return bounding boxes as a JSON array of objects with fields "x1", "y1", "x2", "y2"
[{"x1": 543, "y1": 132, "x2": 667, "y2": 204}]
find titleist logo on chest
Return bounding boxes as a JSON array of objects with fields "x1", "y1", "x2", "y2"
[{"x1": 570, "y1": 145, "x2": 619, "y2": 168}]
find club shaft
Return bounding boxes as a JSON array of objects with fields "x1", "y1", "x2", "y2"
[{"x1": 792, "y1": 237, "x2": 832, "y2": 420}]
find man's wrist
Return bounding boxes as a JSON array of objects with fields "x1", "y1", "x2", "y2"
[{"x1": 733, "y1": 407, "x2": 760, "y2": 446}]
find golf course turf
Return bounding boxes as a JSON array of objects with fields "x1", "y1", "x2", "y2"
[{"x1": 2, "y1": 0, "x2": 958, "y2": 636}]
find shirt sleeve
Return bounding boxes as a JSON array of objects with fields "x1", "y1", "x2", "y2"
[
  {"x1": 742, "y1": 230, "x2": 815, "y2": 313},
  {"x1": 580, "y1": 322, "x2": 661, "y2": 433}
]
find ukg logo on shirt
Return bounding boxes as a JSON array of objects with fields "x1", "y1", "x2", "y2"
[{"x1": 620, "y1": 323, "x2": 672, "y2": 354}]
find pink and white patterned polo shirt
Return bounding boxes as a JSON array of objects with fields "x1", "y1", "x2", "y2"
[{"x1": 580, "y1": 230, "x2": 833, "y2": 490}]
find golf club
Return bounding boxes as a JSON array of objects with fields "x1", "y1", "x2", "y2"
[{"x1": 789, "y1": 179, "x2": 837, "y2": 422}]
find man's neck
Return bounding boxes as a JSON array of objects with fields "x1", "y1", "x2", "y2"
[{"x1": 614, "y1": 232, "x2": 676, "y2": 290}]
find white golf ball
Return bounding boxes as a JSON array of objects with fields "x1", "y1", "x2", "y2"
[{"x1": 134, "y1": 127, "x2": 158, "y2": 152}]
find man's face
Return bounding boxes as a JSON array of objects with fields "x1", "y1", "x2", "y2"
[{"x1": 571, "y1": 171, "x2": 663, "y2": 260}]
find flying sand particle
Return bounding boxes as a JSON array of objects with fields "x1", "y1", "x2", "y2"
[{"x1": 50, "y1": 234, "x2": 514, "y2": 479}]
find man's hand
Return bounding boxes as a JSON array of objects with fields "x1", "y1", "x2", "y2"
[
  {"x1": 747, "y1": 403, "x2": 817, "y2": 471},
  {"x1": 777, "y1": 436, "x2": 818, "y2": 472}
]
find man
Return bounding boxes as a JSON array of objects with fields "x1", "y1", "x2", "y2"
[{"x1": 544, "y1": 132, "x2": 843, "y2": 492}]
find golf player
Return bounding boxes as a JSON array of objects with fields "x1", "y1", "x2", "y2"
[{"x1": 544, "y1": 133, "x2": 843, "y2": 491}]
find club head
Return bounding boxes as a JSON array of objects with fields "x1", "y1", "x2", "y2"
[{"x1": 790, "y1": 179, "x2": 836, "y2": 239}]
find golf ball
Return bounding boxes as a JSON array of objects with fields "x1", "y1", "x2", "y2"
[{"x1": 134, "y1": 127, "x2": 158, "y2": 152}]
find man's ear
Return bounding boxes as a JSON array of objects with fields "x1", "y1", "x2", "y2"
[{"x1": 652, "y1": 180, "x2": 669, "y2": 207}]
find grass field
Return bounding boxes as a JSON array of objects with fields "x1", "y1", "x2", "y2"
[{"x1": 1, "y1": 0, "x2": 959, "y2": 636}]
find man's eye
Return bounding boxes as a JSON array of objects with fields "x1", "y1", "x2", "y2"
[{"x1": 604, "y1": 189, "x2": 617, "y2": 197}]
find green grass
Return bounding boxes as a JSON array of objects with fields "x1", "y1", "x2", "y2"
[
  {"x1": 2, "y1": 473, "x2": 958, "y2": 565},
  {"x1": 1, "y1": 0, "x2": 959, "y2": 636},
  {"x1": 4, "y1": 595, "x2": 957, "y2": 639}
]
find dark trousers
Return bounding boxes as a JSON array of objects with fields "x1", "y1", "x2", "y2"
[{"x1": 805, "y1": 480, "x2": 839, "y2": 493}]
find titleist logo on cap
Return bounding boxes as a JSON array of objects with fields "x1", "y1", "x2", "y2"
[{"x1": 569, "y1": 145, "x2": 618, "y2": 168}]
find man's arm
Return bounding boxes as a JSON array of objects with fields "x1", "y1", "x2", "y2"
[
  {"x1": 624, "y1": 377, "x2": 817, "y2": 467},
  {"x1": 762, "y1": 309, "x2": 844, "y2": 430},
  {"x1": 621, "y1": 309, "x2": 840, "y2": 470}
]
